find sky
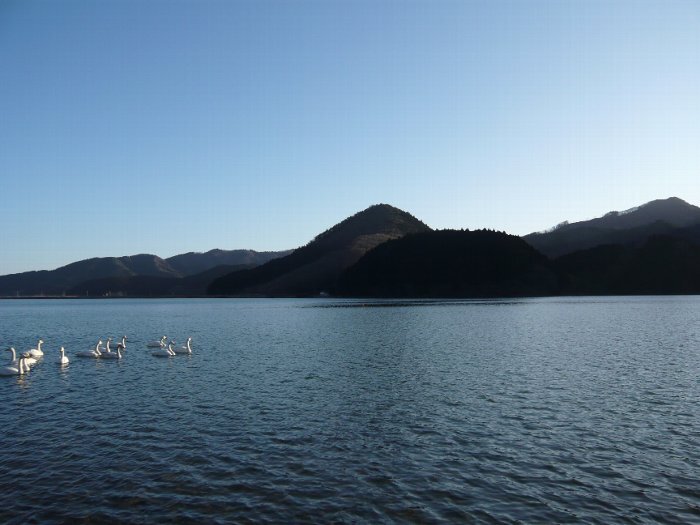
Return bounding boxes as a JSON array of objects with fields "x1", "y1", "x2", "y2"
[{"x1": 1, "y1": 0, "x2": 699, "y2": 275}]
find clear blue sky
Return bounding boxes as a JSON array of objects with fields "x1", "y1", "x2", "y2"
[{"x1": 1, "y1": 0, "x2": 699, "y2": 274}]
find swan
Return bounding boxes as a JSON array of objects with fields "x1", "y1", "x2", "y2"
[
  {"x1": 6, "y1": 347, "x2": 37, "y2": 368},
  {"x1": 115, "y1": 335, "x2": 127, "y2": 349},
  {"x1": 101, "y1": 346, "x2": 122, "y2": 360},
  {"x1": 57, "y1": 346, "x2": 69, "y2": 365},
  {"x1": 147, "y1": 336, "x2": 167, "y2": 348},
  {"x1": 152, "y1": 343, "x2": 176, "y2": 357},
  {"x1": 26, "y1": 339, "x2": 44, "y2": 358},
  {"x1": 76, "y1": 340, "x2": 103, "y2": 358},
  {"x1": 174, "y1": 337, "x2": 192, "y2": 355},
  {"x1": 0, "y1": 356, "x2": 28, "y2": 376}
]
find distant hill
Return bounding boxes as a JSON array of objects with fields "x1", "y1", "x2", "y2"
[
  {"x1": 0, "y1": 249, "x2": 290, "y2": 297},
  {"x1": 166, "y1": 249, "x2": 291, "y2": 276},
  {"x1": 555, "y1": 235, "x2": 700, "y2": 295},
  {"x1": 335, "y1": 229, "x2": 560, "y2": 298},
  {"x1": 68, "y1": 264, "x2": 252, "y2": 297},
  {"x1": 208, "y1": 204, "x2": 431, "y2": 296},
  {"x1": 524, "y1": 197, "x2": 700, "y2": 258},
  {"x1": 6, "y1": 197, "x2": 700, "y2": 298},
  {"x1": 0, "y1": 254, "x2": 180, "y2": 297}
]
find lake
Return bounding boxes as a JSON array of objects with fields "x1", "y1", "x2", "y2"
[{"x1": 1, "y1": 297, "x2": 699, "y2": 523}]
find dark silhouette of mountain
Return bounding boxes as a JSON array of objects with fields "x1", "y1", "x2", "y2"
[
  {"x1": 6, "y1": 198, "x2": 700, "y2": 298},
  {"x1": 0, "y1": 248, "x2": 290, "y2": 297},
  {"x1": 555, "y1": 235, "x2": 700, "y2": 295},
  {"x1": 524, "y1": 197, "x2": 700, "y2": 258},
  {"x1": 671, "y1": 222, "x2": 700, "y2": 246},
  {"x1": 166, "y1": 249, "x2": 291, "y2": 276},
  {"x1": 68, "y1": 264, "x2": 252, "y2": 297},
  {"x1": 0, "y1": 255, "x2": 180, "y2": 297},
  {"x1": 335, "y1": 229, "x2": 560, "y2": 297},
  {"x1": 208, "y1": 204, "x2": 431, "y2": 296}
]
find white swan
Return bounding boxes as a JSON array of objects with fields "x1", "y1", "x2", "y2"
[
  {"x1": 147, "y1": 336, "x2": 167, "y2": 348},
  {"x1": 103, "y1": 337, "x2": 113, "y2": 353},
  {"x1": 101, "y1": 346, "x2": 122, "y2": 360},
  {"x1": 57, "y1": 346, "x2": 69, "y2": 365},
  {"x1": 6, "y1": 347, "x2": 37, "y2": 368},
  {"x1": 0, "y1": 356, "x2": 28, "y2": 376},
  {"x1": 152, "y1": 343, "x2": 176, "y2": 357},
  {"x1": 26, "y1": 339, "x2": 44, "y2": 358},
  {"x1": 174, "y1": 337, "x2": 192, "y2": 355},
  {"x1": 115, "y1": 335, "x2": 127, "y2": 349},
  {"x1": 76, "y1": 340, "x2": 103, "y2": 358}
]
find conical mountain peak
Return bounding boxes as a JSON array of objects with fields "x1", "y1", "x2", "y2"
[
  {"x1": 311, "y1": 204, "x2": 430, "y2": 249},
  {"x1": 209, "y1": 204, "x2": 430, "y2": 296}
]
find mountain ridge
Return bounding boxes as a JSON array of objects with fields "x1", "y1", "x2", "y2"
[
  {"x1": 4, "y1": 197, "x2": 700, "y2": 297},
  {"x1": 336, "y1": 229, "x2": 560, "y2": 298},
  {"x1": 208, "y1": 204, "x2": 431, "y2": 296},
  {"x1": 524, "y1": 197, "x2": 700, "y2": 258},
  {"x1": 0, "y1": 249, "x2": 290, "y2": 297},
  {"x1": 166, "y1": 249, "x2": 292, "y2": 276}
]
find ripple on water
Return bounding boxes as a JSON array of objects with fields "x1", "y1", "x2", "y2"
[{"x1": 1, "y1": 297, "x2": 700, "y2": 523}]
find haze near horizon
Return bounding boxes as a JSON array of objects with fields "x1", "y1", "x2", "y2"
[{"x1": 1, "y1": 0, "x2": 699, "y2": 275}]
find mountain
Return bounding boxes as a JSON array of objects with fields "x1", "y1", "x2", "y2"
[
  {"x1": 524, "y1": 197, "x2": 700, "y2": 258},
  {"x1": 208, "y1": 204, "x2": 431, "y2": 296},
  {"x1": 555, "y1": 235, "x2": 700, "y2": 295},
  {"x1": 0, "y1": 254, "x2": 180, "y2": 297},
  {"x1": 335, "y1": 229, "x2": 560, "y2": 298},
  {"x1": 0, "y1": 249, "x2": 290, "y2": 297},
  {"x1": 68, "y1": 264, "x2": 252, "y2": 297},
  {"x1": 166, "y1": 249, "x2": 291, "y2": 276}
]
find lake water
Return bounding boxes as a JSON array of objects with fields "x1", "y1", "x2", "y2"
[{"x1": 1, "y1": 297, "x2": 699, "y2": 523}]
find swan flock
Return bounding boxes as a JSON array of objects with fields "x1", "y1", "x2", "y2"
[{"x1": 2, "y1": 336, "x2": 193, "y2": 378}]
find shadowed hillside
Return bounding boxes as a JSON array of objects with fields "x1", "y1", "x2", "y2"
[
  {"x1": 208, "y1": 204, "x2": 431, "y2": 296},
  {"x1": 166, "y1": 249, "x2": 291, "y2": 276},
  {"x1": 555, "y1": 235, "x2": 700, "y2": 295},
  {"x1": 335, "y1": 229, "x2": 560, "y2": 298},
  {"x1": 524, "y1": 197, "x2": 700, "y2": 258},
  {"x1": 0, "y1": 255, "x2": 180, "y2": 297},
  {"x1": 0, "y1": 248, "x2": 290, "y2": 297},
  {"x1": 68, "y1": 264, "x2": 252, "y2": 297}
]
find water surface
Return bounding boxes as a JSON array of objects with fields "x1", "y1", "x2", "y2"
[{"x1": 1, "y1": 297, "x2": 699, "y2": 523}]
